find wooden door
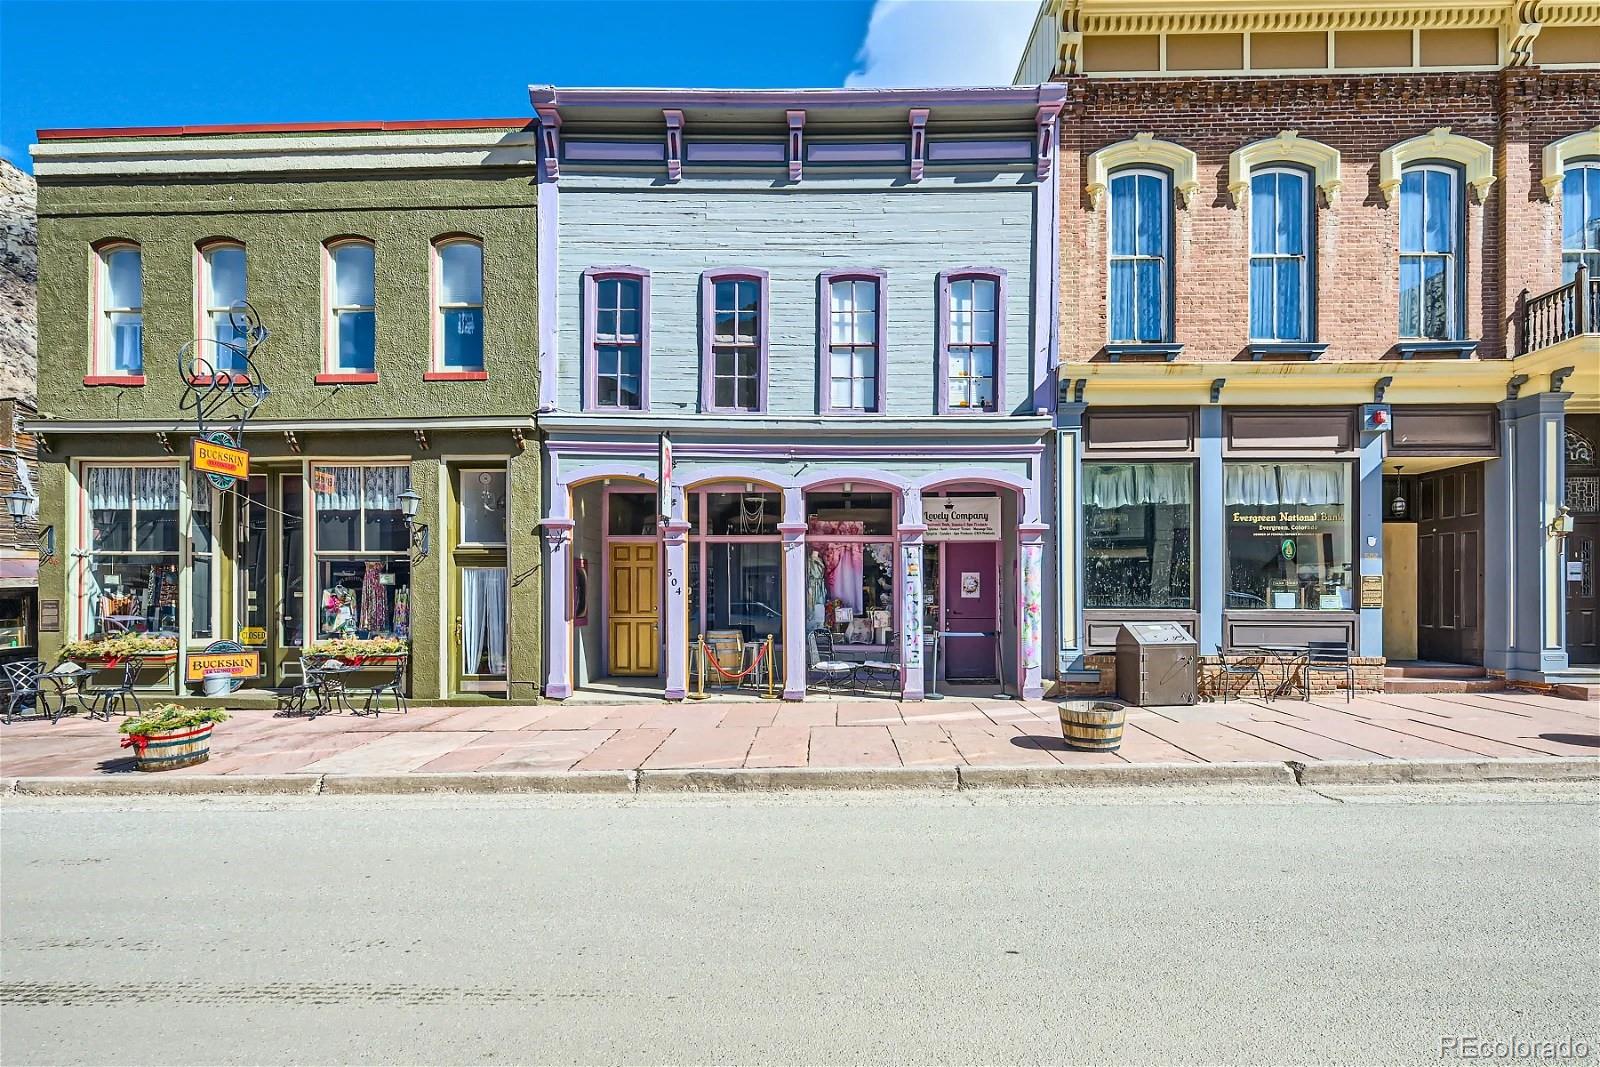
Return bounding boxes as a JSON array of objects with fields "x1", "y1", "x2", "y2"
[
  {"x1": 608, "y1": 543, "x2": 659, "y2": 676},
  {"x1": 1416, "y1": 465, "x2": 1484, "y2": 665},
  {"x1": 1567, "y1": 518, "x2": 1599, "y2": 665}
]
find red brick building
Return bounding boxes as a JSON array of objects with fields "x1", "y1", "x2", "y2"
[{"x1": 1020, "y1": 0, "x2": 1600, "y2": 694}]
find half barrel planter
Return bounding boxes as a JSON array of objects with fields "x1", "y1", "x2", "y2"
[
  {"x1": 121, "y1": 723, "x2": 217, "y2": 772},
  {"x1": 1059, "y1": 701, "x2": 1128, "y2": 751}
]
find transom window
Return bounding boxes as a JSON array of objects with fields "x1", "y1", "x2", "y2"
[
  {"x1": 1249, "y1": 168, "x2": 1311, "y2": 342},
  {"x1": 327, "y1": 240, "x2": 376, "y2": 373},
  {"x1": 1562, "y1": 162, "x2": 1600, "y2": 282},
  {"x1": 98, "y1": 244, "x2": 143, "y2": 375},
  {"x1": 826, "y1": 276, "x2": 880, "y2": 413},
  {"x1": 1399, "y1": 164, "x2": 1461, "y2": 341},
  {"x1": 945, "y1": 276, "x2": 998, "y2": 411},
  {"x1": 200, "y1": 242, "x2": 247, "y2": 374},
  {"x1": 594, "y1": 276, "x2": 644, "y2": 409},
  {"x1": 436, "y1": 238, "x2": 484, "y2": 371},
  {"x1": 708, "y1": 274, "x2": 764, "y2": 412},
  {"x1": 1109, "y1": 169, "x2": 1169, "y2": 343}
]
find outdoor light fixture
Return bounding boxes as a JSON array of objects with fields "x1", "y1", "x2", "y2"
[
  {"x1": 4, "y1": 485, "x2": 54, "y2": 564},
  {"x1": 1549, "y1": 504, "x2": 1575, "y2": 539},
  {"x1": 4, "y1": 487, "x2": 30, "y2": 523},
  {"x1": 1389, "y1": 492, "x2": 1408, "y2": 518},
  {"x1": 397, "y1": 487, "x2": 430, "y2": 560}
]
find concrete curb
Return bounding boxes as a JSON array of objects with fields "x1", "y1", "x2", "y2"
[
  {"x1": 958, "y1": 761, "x2": 1297, "y2": 789},
  {"x1": 637, "y1": 766, "x2": 959, "y2": 792},
  {"x1": 319, "y1": 771, "x2": 635, "y2": 795},
  {"x1": 1292, "y1": 756, "x2": 1600, "y2": 785},
  {"x1": 12, "y1": 774, "x2": 322, "y2": 796}
]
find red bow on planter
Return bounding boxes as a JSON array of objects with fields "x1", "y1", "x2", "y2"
[{"x1": 120, "y1": 734, "x2": 151, "y2": 755}]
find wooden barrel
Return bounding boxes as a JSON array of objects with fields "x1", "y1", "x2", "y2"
[
  {"x1": 1059, "y1": 702, "x2": 1127, "y2": 751},
  {"x1": 128, "y1": 724, "x2": 215, "y2": 772}
]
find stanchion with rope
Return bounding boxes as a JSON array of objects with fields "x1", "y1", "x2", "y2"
[{"x1": 687, "y1": 635, "x2": 779, "y2": 700}]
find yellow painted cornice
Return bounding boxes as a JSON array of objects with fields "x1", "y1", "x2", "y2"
[{"x1": 1050, "y1": 0, "x2": 1597, "y2": 35}]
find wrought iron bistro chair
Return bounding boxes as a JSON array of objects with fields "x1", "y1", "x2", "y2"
[
  {"x1": 1209, "y1": 651, "x2": 1268, "y2": 702},
  {"x1": 1304, "y1": 640, "x2": 1356, "y2": 702},
  {"x1": 854, "y1": 630, "x2": 901, "y2": 695},
  {"x1": 271, "y1": 654, "x2": 335, "y2": 717},
  {"x1": 808, "y1": 629, "x2": 858, "y2": 692},
  {"x1": 85, "y1": 656, "x2": 144, "y2": 721},
  {"x1": 1, "y1": 659, "x2": 53, "y2": 724},
  {"x1": 347, "y1": 658, "x2": 409, "y2": 717}
]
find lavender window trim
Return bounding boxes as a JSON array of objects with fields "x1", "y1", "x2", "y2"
[
  {"x1": 936, "y1": 267, "x2": 1007, "y2": 416},
  {"x1": 582, "y1": 266, "x2": 651, "y2": 412},
  {"x1": 699, "y1": 267, "x2": 770, "y2": 414},
  {"x1": 816, "y1": 268, "x2": 888, "y2": 414}
]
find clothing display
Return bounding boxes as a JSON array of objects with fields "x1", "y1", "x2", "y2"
[{"x1": 360, "y1": 561, "x2": 389, "y2": 633}]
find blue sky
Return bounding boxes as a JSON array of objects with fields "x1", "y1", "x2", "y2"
[{"x1": 0, "y1": 0, "x2": 1038, "y2": 171}]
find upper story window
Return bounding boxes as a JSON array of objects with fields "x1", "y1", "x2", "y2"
[
  {"x1": 1562, "y1": 162, "x2": 1600, "y2": 282},
  {"x1": 434, "y1": 237, "x2": 484, "y2": 373},
  {"x1": 1109, "y1": 170, "x2": 1170, "y2": 343},
  {"x1": 938, "y1": 269, "x2": 1004, "y2": 414},
  {"x1": 96, "y1": 243, "x2": 143, "y2": 376},
  {"x1": 821, "y1": 270, "x2": 884, "y2": 414},
  {"x1": 326, "y1": 239, "x2": 376, "y2": 375},
  {"x1": 700, "y1": 269, "x2": 768, "y2": 413},
  {"x1": 199, "y1": 241, "x2": 248, "y2": 375},
  {"x1": 1398, "y1": 164, "x2": 1461, "y2": 341},
  {"x1": 1249, "y1": 168, "x2": 1311, "y2": 342},
  {"x1": 583, "y1": 267, "x2": 648, "y2": 411}
]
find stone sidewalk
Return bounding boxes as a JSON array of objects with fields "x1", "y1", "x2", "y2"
[{"x1": 1, "y1": 689, "x2": 1595, "y2": 781}]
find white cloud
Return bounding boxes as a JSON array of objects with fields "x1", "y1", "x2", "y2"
[{"x1": 845, "y1": 0, "x2": 1041, "y2": 88}]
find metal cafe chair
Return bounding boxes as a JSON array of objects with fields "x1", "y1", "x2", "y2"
[
  {"x1": 1303, "y1": 640, "x2": 1356, "y2": 702},
  {"x1": 808, "y1": 629, "x2": 857, "y2": 692},
  {"x1": 1, "y1": 659, "x2": 53, "y2": 724},
  {"x1": 85, "y1": 656, "x2": 145, "y2": 721},
  {"x1": 1209, "y1": 651, "x2": 1268, "y2": 702},
  {"x1": 271, "y1": 655, "x2": 335, "y2": 717},
  {"x1": 347, "y1": 658, "x2": 409, "y2": 716},
  {"x1": 854, "y1": 630, "x2": 902, "y2": 695}
]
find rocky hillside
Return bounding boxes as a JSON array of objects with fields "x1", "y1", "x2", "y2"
[{"x1": 1, "y1": 159, "x2": 37, "y2": 405}]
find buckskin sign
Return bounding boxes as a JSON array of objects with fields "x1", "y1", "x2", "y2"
[
  {"x1": 926, "y1": 497, "x2": 1001, "y2": 542},
  {"x1": 192, "y1": 436, "x2": 250, "y2": 484},
  {"x1": 184, "y1": 650, "x2": 261, "y2": 683}
]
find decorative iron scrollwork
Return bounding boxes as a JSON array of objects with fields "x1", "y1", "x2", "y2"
[{"x1": 177, "y1": 300, "x2": 272, "y2": 441}]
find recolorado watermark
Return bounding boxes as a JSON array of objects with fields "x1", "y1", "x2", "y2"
[{"x1": 1440, "y1": 1036, "x2": 1593, "y2": 1061}]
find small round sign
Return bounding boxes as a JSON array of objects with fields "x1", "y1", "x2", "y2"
[
  {"x1": 199, "y1": 639, "x2": 250, "y2": 694},
  {"x1": 1280, "y1": 538, "x2": 1297, "y2": 561}
]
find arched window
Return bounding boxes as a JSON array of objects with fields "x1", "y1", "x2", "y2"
[
  {"x1": 432, "y1": 237, "x2": 485, "y2": 376},
  {"x1": 94, "y1": 242, "x2": 143, "y2": 378},
  {"x1": 198, "y1": 240, "x2": 248, "y2": 375},
  {"x1": 1108, "y1": 169, "x2": 1169, "y2": 344},
  {"x1": 1562, "y1": 161, "x2": 1600, "y2": 282},
  {"x1": 1398, "y1": 164, "x2": 1462, "y2": 341},
  {"x1": 1248, "y1": 167, "x2": 1312, "y2": 342},
  {"x1": 324, "y1": 238, "x2": 376, "y2": 377}
]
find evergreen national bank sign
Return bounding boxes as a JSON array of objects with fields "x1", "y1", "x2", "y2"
[{"x1": 925, "y1": 498, "x2": 1001, "y2": 542}]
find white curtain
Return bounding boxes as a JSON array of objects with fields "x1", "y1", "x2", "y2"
[
  {"x1": 314, "y1": 466, "x2": 362, "y2": 511},
  {"x1": 1225, "y1": 462, "x2": 1345, "y2": 506},
  {"x1": 135, "y1": 467, "x2": 180, "y2": 511},
  {"x1": 461, "y1": 567, "x2": 507, "y2": 676},
  {"x1": 1084, "y1": 464, "x2": 1191, "y2": 508},
  {"x1": 363, "y1": 467, "x2": 410, "y2": 511},
  {"x1": 190, "y1": 472, "x2": 212, "y2": 513},
  {"x1": 86, "y1": 467, "x2": 132, "y2": 510}
]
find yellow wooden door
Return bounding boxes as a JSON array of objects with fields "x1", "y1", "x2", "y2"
[{"x1": 608, "y1": 543, "x2": 659, "y2": 676}]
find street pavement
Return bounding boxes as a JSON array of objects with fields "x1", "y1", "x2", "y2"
[{"x1": 2, "y1": 785, "x2": 1597, "y2": 1066}]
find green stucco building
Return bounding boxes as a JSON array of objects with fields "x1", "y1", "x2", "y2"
[{"x1": 28, "y1": 121, "x2": 542, "y2": 701}]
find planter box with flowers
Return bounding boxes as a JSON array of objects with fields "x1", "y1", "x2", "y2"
[
  {"x1": 118, "y1": 705, "x2": 230, "y2": 772},
  {"x1": 310, "y1": 637, "x2": 409, "y2": 668},
  {"x1": 60, "y1": 634, "x2": 180, "y2": 671}
]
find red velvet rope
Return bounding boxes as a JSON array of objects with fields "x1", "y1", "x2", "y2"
[{"x1": 703, "y1": 640, "x2": 769, "y2": 681}]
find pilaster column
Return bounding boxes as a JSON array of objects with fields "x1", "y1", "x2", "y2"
[
  {"x1": 780, "y1": 485, "x2": 807, "y2": 701},
  {"x1": 1018, "y1": 523, "x2": 1048, "y2": 700},
  {"x1": 540, "y1": 518, "x2": 574, "y2": 699},
  {"x1": 1357, "y1": 428, "x2": 1386, "y2": 658},
  {"x1": 1055, "y1": 404, "x2": 1085, "y2": 673},
  {"x1": 898, "y1": 487, "x2": 927, "y2": 700},
  {"x1": 662, "y1": 519, "x2": 690, "y2": 700},
  {"x1": 1196, "y1": 405, "x2": 1225, "y2": 654}
]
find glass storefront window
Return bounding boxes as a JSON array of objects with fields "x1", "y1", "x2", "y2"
[
  {"x1": 804, "y1": 492, "x2": 895, "y2": 643},
  {"x1": 1083, "y1": 463, "x2": 1193, "y2": 609},
  {"x1": 84, "y1": 465, "x2": 181, "y2": 636},
  {"x1": 312, "y1": 465, "x2": 412, "y2": 639},
  {"x1": 608, "y1": 492, "x2": 657, "y2": 536},
  {"x1": 701, "y1": 491, "x2": 780, "y2": 535},
  {"x1": 460, "y1": 468, "x2": 508, "y2": 545},
  {"x1": 701, "y1": 541, "x2": 781, "y2": 642},
  {"x1": 190, "y1": 474, "x2": 214, "y2": 639},
  {"x1": 1225, "y1": 462, "x2": 1352, "y2": 610},
  {"x1": 281, "y1": 475, "x2": 304, "y2": 648}
]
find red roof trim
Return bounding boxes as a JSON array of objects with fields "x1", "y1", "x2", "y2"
[{"x1": 37, "y1": 117, "x2": 533, "y2": 141}]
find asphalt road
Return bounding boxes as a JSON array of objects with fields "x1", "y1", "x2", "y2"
[{"x1": 2, "y1": 786, "x2": 1597, "y2": 1066}]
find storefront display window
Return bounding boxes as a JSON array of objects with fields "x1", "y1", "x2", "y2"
[
  {"x1": 1083, "y1": 463, "x2": 1192, "y2": 609},
  {"x1": 280, "y1": 474, "x2": 304, "y2": 648},
  {"x1": 84, "y1": 465, "x2": 181, "y2": 636},
  {"x1": 608, "y1": 491, "x2": 657, "y2": 536},
  {"x1": 689, "y1": 490, "x2": 783, "y2": 645},
  {"x1": 312, "y1": 465, "x2": 412, "y2": 639},
  {"x1": 1225, "y1": 462, "x2": 1351, "y2": 610},
  {"x1": 701, "y1": 491, "x2": 779, "y2": 535},
  {"x1": 190, "y1": 474, "x2": 214, "y2": 639},
  {"x1": 804, "y1": 492, "x2": 894, "y2": 643}
]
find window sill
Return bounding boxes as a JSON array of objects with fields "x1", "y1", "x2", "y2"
[
  {"x1": 1395, "y1": 339, "x2": 1479, "y2": 360},
  {"x1": 1247, "y1": 341, "x2": 1329, "y2": 361},
  {"x1": 83, "y1": 374, "x2": 146, "y2": 387},
  {"x1": 1105, "y1": 342, "x2": 1184, "y2": 362},
  {"x1": 315, "y1": 372, "x2": 379, "y2": 385},
  {"x1": 424, "y1": 370, "x2": 488, "y2": 381}
]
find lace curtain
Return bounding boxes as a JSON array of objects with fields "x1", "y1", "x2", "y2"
[
  {"x1": 1084, "y1": 464, "x2": 1191, "y2": 509},
  {"x1": 1225, "y1": 463, "x2": 1345, "y2": 506},
  {"x1": 314, "y1": 466, "x2": 410, "y2": 511},
  {"x1": 461, "y1": 568, "x2": 507, "y2": 676},
  {"x1": 86, "y1": 466, "x2": 179, "y2": 511}
]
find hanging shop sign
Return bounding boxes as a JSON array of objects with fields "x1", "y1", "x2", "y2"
[
  {"x1": 925, "y1": 497, "x2": 1001, "y2": 542},
  {"x1": 658, "y1": 432, "x2": 674, "y2": 519},
  {"x1": 192, "y1": 431, "x2": 249, "y2": 489},
  {"x1": 184, "y1": 645, "x2": 261, "y2": 683}
]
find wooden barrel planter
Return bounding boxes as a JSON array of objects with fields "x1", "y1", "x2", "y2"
[
  {"x1": 120, "y1": 724, "x2": 216, "y2": 772},
  {"x1": 1059, "y1": 701, "x2": 1127, "y2": 752}
]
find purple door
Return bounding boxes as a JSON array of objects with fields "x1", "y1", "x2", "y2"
[{"x1": 942, "y1": 541, "x2": 998, "y2": 681}]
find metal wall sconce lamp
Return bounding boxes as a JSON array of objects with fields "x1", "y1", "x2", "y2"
[
  {"x1": 1548, "y1": 504, "x2": 1575, "y2": 539},
  {"x1": 397, "y1": 488, "x2": 431, "y2": 560},
  {"x1": 5, "y1": 487, "x2": 54, "y2": 564}
]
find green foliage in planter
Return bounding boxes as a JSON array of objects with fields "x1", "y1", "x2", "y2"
[
  {"x1": 61, "y1": 633, "x2": 180, "y2": 659},
  {"x1": 118, "y1": 704, "x2": 231, "y2": 736},
  {"x1": 310, "y1": 637, "x2": 408, "y2": 659}
]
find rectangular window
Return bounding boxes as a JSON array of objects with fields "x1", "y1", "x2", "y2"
[
  {"x1": 1562, "y1": 163, "x2": 1600, "y2": 283},
  {"x1": 1109, "y1": 171, "x2": 1168, "y2": 343},
  {"x1": 945, "y1": 276, "x2": 998, "y2": 411},
  {"x1": 594, "y1": 276, "x2": 644, "y2": 409},
  {"x1": 329, "y1": 241, "x2": 376, "y2": 373},
  {"x1": 1083, "y1": 463, "x2": 1193, "y2": 609},
  {"x1": 83, "y1": 465, "x2": 181, "y2": 637},
  {"x1": 436, "y1": 240, "x2": 484, "y2": 371},
  {"x1": 1248, "y1": 169, "x2": 1309, "y2": 341},
  {"x1": 459, "y1": 468, "x2": 508, "y2": 546},
  {"x1": 280, "y1": 474, "x2": 304, "y2": 648},
  {"x1": 827, "y1": 277, "x2": 880, "y2": 412},
  {"x1": 189, "y1": 473, "x2": 214, "y2": 640},
  {"x1": 311, "y1": 464, "x2": 413, "y2": 639},
  {"x1": 1399, "y1": 166, "x2": 1458, "y2": 340},
  {"x1": 201, "y1": 244, "x2": 248, "y2": 374},
  {"x1": 99, "y1": 245, "x2": 143, "y2": 375},
  {"x1": 1224, "y1": 462, "x2": 1352, "y2": 611},
  {"x1": 712, "y1": 277, "x2": 762, "y2": 411}
]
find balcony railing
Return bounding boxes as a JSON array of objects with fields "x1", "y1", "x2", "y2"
[{"x1": 1520, "y1": 263, "x2": 1599, "y2": 354}]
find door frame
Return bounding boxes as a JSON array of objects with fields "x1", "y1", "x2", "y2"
[
  {"x1": 601, "y1": 485, "x2": 663, "y2": 677},
  {"x1": 1415, "y1": 461, "x2": 1486, "y2": 665},
  {"x1": 606, "y1": 540, "x2": 660, "y2": 676}
]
